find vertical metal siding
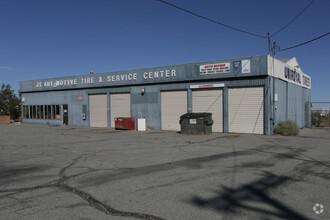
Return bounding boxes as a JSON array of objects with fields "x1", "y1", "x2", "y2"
[
  {"x1": 21, "y1": 77, "x2": 273, "y2": 133},
  {"x1": 274, "y1": 79, "x2": 288, "y2": 123},
  {"x1": 288, "y1": 84, "x2": 304, "y2": 128}
]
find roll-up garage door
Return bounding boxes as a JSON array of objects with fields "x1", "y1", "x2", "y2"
[
  {"x1": 228, "y1": 87, "x2": 264, "y2": 134},
  {"x1": 161, "y1": 91, "x2": 187, "y2": 131},
  {"x1": 89, "y1": 94, "x2": 107, "y2": 127},
  {"x1": 111, "y1": 93, "x2": 130, "y2": 127},
  {"x1": 192, "y1": 89, "x2": 223, "y2": 132}
]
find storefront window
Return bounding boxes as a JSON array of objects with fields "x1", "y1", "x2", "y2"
[
  {"x1": 22, "y1": 106, "x2": 26, "y2": 119},
  {"x1": 47, "y1": 105, "x2": 51, "y2": 119},
  {"x1": 51, "y1": 105, "x2": 55, "y2": 119},
  {"x1": 32, "y1": 106, "x2": 36, "y2": 119},
  {"x1": 40, "y1": 105, "x2": 44, "y2": 119},
  {"x1": 24, "y1": 106, "x2": 29, "y2": 119},
  {"x1": 55, "y1": 105, "x2": 60, "y2": 120},
  {"x1": 36, "y1": 106, "x2": 40, "y2": 119},
  {"x1": 27, "y1": 106, "x2": 30, "y2": 119},
  {"x1": 44, "y1": 105, "x2": 47, "y2": 119},
  {"x1": 25, "y1": 105, "x2": 63, "y2": 120}
]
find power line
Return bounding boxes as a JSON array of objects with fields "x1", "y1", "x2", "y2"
[
  {"x1": 279, "y1": 32, "x2": 329, "y2": 52},
  {"x1": 155, "y1": 0, "x2": 266, "y2": 39},
  {"x1": 271, "y1": 0, "x2": 316, "y2": 37}
]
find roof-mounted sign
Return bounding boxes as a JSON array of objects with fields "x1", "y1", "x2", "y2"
[{"x1": 282, "y1": 65, "x2": 311, "y2": 89}]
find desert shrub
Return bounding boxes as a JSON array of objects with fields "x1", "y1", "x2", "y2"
[{"x1": 274, "y1": 120, "x2": 300, "y2": 136}]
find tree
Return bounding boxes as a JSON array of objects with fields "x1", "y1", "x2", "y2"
[{"x1": 0, "y1": 83, "x2": 21, "y2": 120}]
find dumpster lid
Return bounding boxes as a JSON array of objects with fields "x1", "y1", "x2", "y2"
[{"x1": 180, "y1": 112, "x2": 212, "y2": 119}]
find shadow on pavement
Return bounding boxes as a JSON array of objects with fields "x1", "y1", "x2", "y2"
[{"x1": 190, "y1": 172, "x2": 309, "y2": 219}]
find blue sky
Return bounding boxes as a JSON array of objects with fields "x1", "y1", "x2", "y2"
[{"x1": 1, "y1": 0, "x2": 329, "y2": 106}]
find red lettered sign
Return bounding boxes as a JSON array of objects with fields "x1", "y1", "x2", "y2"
[
  {"x1": 77, "y1": 96, "x2": 83, "y2": 101},
  {"x1": 199, "y1": 84, "x2": 214, "y2": 88}
]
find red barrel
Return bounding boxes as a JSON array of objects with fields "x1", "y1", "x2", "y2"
[{"x1": 115, "y1": 117, "x2": 135, "y2": 130}]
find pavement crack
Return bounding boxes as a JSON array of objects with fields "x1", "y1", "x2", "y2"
[
  {"x1": 0, "y1": 154, "x2": 165, "y2": 220},
  {"x1": 59, "y1": 154, "x2": 87, "y2": 180},
  {"x1": 58, "y1": 184, "x2": 164, "y2": 220},
  {"x1": 187, "y1": 135, "x2": 240, "y2": 144},
  {"x1": 0, "y1": 184, "x2": 56, "y2": 198},
  {"x1": 57, "y1": 155, "x2": 165, "y2": 219}
]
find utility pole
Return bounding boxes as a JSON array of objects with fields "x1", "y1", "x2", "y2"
[{"x1": 267, "y1": 33, "x2": 271, "y2": 54}]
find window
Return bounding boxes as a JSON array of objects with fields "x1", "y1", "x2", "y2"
[
  {"x1": 36, "y1": 105, "x2": 40, "y2": 119},
  {"x1": 22, "y1": 106, "x2": 26, "y2": 119},
  {"x1": 26, "y1": 105, "x2": 62, "y2": 120},
  {"x1": 51, "y1": 105, "x2": 55, "y2": 119},
  {"x1": 47, "y1": 105, "x2": 51, "y2": 119},
  {"x1": 27, "y1": 106, "x2": 30, "y2": 119},
  {"x1": 40, "y1": 105, "x2": 44, "y2": 119},
  {"x1": 56, "y1": 105, "x2": 60, "y2": 116},
  {"x1": 32, "y1": 106, "x2": 36, "y2": 119},
  {"x1": 24, "y1": 106, "x2": 30, "y2": 119},
  {"x1": 45, "y1": 105, "x2": 48, "y2": 120}
]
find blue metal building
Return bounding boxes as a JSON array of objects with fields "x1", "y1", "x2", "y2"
[{"x1": 20, "y1": 55, "x2": 311, "y2": 135}]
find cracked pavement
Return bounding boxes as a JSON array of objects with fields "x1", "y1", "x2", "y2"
[{"x1": 0, "y1": 124, "x2": 329, "y2": 219}]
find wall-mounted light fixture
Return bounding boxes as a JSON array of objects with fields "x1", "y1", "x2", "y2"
[{"x1": 141, "y1": 88, "x2": 145, "y2": 95}]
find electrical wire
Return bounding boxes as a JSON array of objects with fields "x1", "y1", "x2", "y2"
[
  {"x1": 271, "y1": 0, "x2": 316, "y2": 37},
  {"x1": 155, "y1": 0, "x2": 266, "y2": 39},
  {"x1": 279, "y1": 32, "x2": 329, "y2": 52}
]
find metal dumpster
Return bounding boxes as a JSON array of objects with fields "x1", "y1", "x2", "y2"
[
  {"x1": 180, "y1": 113, "x2": 213, "y2": 135},
  {"x1": 115, "y1": 117, "x2": 135, "y2": 130}
]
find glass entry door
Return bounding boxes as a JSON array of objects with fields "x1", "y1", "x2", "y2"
[{"x1": 63, "y1": 104, "x2": 68, "y2": 125}]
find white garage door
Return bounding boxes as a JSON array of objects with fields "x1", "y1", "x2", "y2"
[
  {"x1": 161, "y1": 91, "x2": 187, "y2": 131},
  {"x1": 192, "y1": 89, "x2": 223, "y2": 132},
  {"x1": 89, "y1": 94, "x2": 107, "y2": 127},
  {"x1": 111, "y1": 93, "x2": 130, "y2": 127},
  {"x1": 228, "y1": 87, "x2": 264, "y2": 134}
]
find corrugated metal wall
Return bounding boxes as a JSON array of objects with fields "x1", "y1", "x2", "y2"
[
  {"x1": 21, "y1": 90, "x2": 89, "y2": 127},
  {"x1": 274, "y1": 79, "x2": 288, "y2": 123},
  {"x1": 274, "y1": 78, "x2": 311, "y2": 128},
  {"x1": 288, "y1": 83, "x2": 304, "y2": 127},
  {"x1": 22, "y1": 77, "x2": 272, "y2": 133},
  {"x1": 21, "y1": 76, "x2": 313, "y2": 134}
]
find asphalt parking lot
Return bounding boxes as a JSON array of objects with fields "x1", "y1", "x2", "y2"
[{"x1": 0, "y1": 124, "x2": 329, "y2": 220}]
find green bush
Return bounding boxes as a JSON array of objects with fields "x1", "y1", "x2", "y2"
[{"x1": 274, "y1": 120, "x2": 300, "y2": 136}]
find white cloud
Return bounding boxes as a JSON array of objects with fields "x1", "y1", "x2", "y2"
[{"x1": 0, "y1": 66, "x2": 15, "y2": 70}]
